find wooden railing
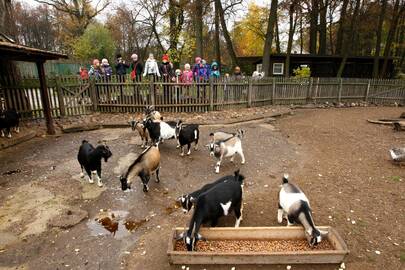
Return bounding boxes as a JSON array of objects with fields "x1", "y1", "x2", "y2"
[{"x1": 1, "y1": 75, "x2": 404, "y2": 119}]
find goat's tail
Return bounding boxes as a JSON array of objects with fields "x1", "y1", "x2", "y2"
[
  {"x1": 282, "y1": 173, "x2": 289, "y2": 184},
  {"x1": 81, "y1": 140, "x2": 88, "y2": 144}
]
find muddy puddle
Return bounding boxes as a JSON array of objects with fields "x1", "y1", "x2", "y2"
[{"x1": 86, "y1": 210, "x2": 148, "y2": 239}]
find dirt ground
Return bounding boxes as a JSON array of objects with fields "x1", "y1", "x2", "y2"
[{"x1": 0, "y1": 106, "x2": 404, "y2": 270}]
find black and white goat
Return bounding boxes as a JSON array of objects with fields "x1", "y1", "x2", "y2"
[
  {"x1": 144, "y1": 118, "x2": 176, "y2": 144},
  {"x1": 278, "y1": 174, "x2": 328, "y2": 247},
  {"x1": 120, "y1": 144, "x2": 161, "y2": 192},
  {"x1": 177, "y1": 175, "x2": 230, "y2": 213},
  {"x1": 0, "y1": 109, "x2": 20, "y2": 138},
  {"x1": 175, "y1": 120, "x2": 199, "y2": 156},
  {"x1": 129, "y1": 118, "x2": 150, "y2": 148},
  {"x1": 208, "y1": 130, "x2": 245, "y2": 173},
  {"x1": 178, "y1": 170, "x2": 245, "y2": 251},
  {"x1": 77, "y1": 140, "x2": 112, "y2": 187}
]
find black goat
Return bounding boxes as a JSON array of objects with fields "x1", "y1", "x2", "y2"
[
  {"x1": 77, "y1": 140, "x2": 112, "y2": 187},
  {"x1": 0, "y1": 109, "x2": 20, "y2": 138},
  {"x1": 177, "y1": 175, "x2": 230, "y2": 213},
  {"x1": 175, "y1": 120, "x2": 199, "y2": 156},
  {"x1": 179, "y1": 170, "x2": 245, "y2": 251}
]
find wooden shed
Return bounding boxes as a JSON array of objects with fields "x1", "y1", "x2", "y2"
[
  {"x1": 0, "y1": 34, "x2": 67, "y2": 134},
  {"x1": 238, "y1": 54, "x2": 396, "y2": 78}
]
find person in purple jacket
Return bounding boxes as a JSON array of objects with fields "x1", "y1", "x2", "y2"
[{"x1": 197, "y1": 59, "x2": 210, "y2": 99}]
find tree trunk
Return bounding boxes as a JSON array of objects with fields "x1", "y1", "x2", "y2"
[
  {"x1": 337, "y1": 0, "x2": 361, "y2": 77},
  {"x1": 318, "y1": 0, "x2": 327, "y2": 55},
  {"x1": 214, "y1": 0, "x2": 221, "y2": 69},
  {"x1": 194, "y1": 0, "x2": 203, "y2": 57},
  {"x1": 275, "y1": 14, "x2": 281, "y2": 53},
  {"x1": 309, "y1": 0, "x2": 318, "y2": 54},
  {"x1": 262, "y1": 0, "x2": 278, "y2": 76},
  {"x1": 328, "y1": 2, "x2": 334, "y2": 54},
  {"x1": 336, "y1": 0, "x2": 349, "y2": 55},
  {"x1": 380, "y1": 0, "x2": 404, "y2": 77},
  {"x1": 372, "y1": 0, "x2": 387, "y2": 78},
  {"x1": 215, "y1": 0, "x2": 239, "y2": 68},
  {"x1": 300, "y1": 13, "x2": 303, "y2": 54},
  {"x1": 285, "y1": 2, "x2": 297, "y2": 77}
]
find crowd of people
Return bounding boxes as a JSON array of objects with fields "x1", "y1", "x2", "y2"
[{"x1": 79, "y1": 53, "x2": 246, "y2": 82}]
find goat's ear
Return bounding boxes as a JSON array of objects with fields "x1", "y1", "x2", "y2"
[{"x1": 319, "y1": 230, "x2": 329, "y2": 237}]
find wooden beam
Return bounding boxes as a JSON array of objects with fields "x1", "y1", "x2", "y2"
[{"x1": 36, "y1": 61, "x2": 55, "y2": 135}]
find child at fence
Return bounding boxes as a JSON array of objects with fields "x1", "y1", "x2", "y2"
[
  {"x1": 181, "y1": 63, "x2": 193, "y2": 97},
  {"x1": 159, "y1": 54, "x2": 174, "y2": 104},
  {"x1": 89, "y1": 59, "x2": 102, "y2": 79},
  {"x1": 101, "y1": 58, "x2": 113, "y2": 79},
  {"x1": 192, "y1": 57, "x2": 202, "y2": 80},
  {"x1": 197, "y1": 59, "x2": 210, "y2": 99},
  {"x1": 130, "y1": 54, "x2": 143, "y2": 82},
  {"x1": 143, "y1": 54, "x2": 160, "y2": 103},
  {"x1": 79, "y1": 66, "x2": 89, "y2": 80},
  {"x1": 210, "y1": 61, "x2": 220, "y2": 101},
  {"x1": 174, "y1": 69, "x2": 182, "y2": 103}
]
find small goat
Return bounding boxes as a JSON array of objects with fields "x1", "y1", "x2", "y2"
[
  {"x1": 144, "y1": 118, "x2": 176, "y2": 144},
  {"x1": 208, "y1": 130, "x2": 245, "y2": 173},
  {"x1": 177, "y1": 175, "x2": 230, "y2": 213},
  {"x1": 120, "y1": 144, "x2": 161, "y2": 192},
  {"x1": 144, "y1": 105, "x2": 162, "y2": 121},
  {"x1": 208, "y1": 130, "x2": 245, "y2": 156},
  {"x1": 278, "y1": 174, "x2": 328, "y2": 247},
  {"x1": 0, "y1": 109, "x2": 20, "y2": 138},
  {"x1": 175, "y1": 120, "x2": 199, "y2": 156},
  {"x1": 129, "y1": 118, "x2": 150, "y2": 148},
  {"x1": 77, "y1": 140, "x2": 112, "y2": 187},
  {"x1": 178, "y1": 170, "x2": 245, "y2": 251}
]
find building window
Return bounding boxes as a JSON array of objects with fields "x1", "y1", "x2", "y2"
[
  {"x1": 256, "y1": 64, "x2": 263, "y2": 73},
  {"x1": 273, "y1": 63, "x2": 284, "y2": 75}
]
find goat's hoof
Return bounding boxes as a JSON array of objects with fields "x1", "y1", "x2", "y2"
[
  {"x1": 143, "y1": 186, "x2": 149, "y2": 192},
  {"x1": 187, "y1": 152, "x2": 191, "y2": 156},
  {"x1": 97, "y1": 182, "x2": 103, "y2": 187},
  {"x1": 7, "y1": 135, "x2": 11, "y2": 138},
  {"x1": 180, "y1": 153, "x2": 184, "y2": 157},
  {"x1": 241, "y1": 161, "x2": 246, "y2": 164},
  {"x1": 176, "y1": 145, "x2": 180, "y2": 149},
  {"x1": 89, "y1": 179, "x2": 94, "y2": 184}
]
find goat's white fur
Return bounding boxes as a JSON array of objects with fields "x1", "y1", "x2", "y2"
[{"x1": 220, "y1": 201, "x2": 232, "y2": 216}]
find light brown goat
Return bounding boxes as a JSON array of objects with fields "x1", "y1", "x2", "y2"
[{"x1": 129, "y1": 119, "x2": 150, "y2": 148}]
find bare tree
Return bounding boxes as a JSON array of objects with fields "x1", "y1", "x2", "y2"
[
  {"x1": 285, "y1": 0, "x2": 298, "y2": 77},
  {"x1": 309, "y1": 0, "x2": 318, "y2": 54},
  {"x1": 336, "y1": 0, "x2": 349, "y2": 54},
  {"x1": 262, "y1": 0, "x2": 278, "y2": 76},
  {"x1": 318, "y1": 0, "x2": 328, "y2": 55},
  {"x1": 372, "y1": 0, "x2": 388, "y2": 78}
]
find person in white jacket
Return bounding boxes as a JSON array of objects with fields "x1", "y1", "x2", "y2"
[{"x1": 143, "y1": 53, "x2": 161, "y2": 77}]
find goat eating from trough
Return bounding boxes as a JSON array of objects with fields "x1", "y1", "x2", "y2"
[
  {"x1": 278, "y1": 174, "x2": 328, "y2": 247},
  {"x1": 175, "y1": 120, "x2": 199, "y2": 156},
  {"x1": 120, "y1": 143, "x2": 161, "y2": 192},
  {"x1": 208, "y1": 130, "x2": 245, "y2": 173},
  {"x1": 177, "y1": 170, "x2": 245, "y2": 251},
  {"x1": 0, "y1": 108, "x2": 21, "y2": 138},
  {"x1": 77, "y1": 140, "x2": 112, "y2": 187}
]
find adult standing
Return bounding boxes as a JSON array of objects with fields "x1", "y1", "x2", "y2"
[
  {"x1": 115, "y1": 54, "x2": 129, "y2": 77},
  {"x1": 89, "y1": 59, "x2": 102, "y2": 80},
  {"x1": 130, "y1": 53, "x2": 143, "y2": 82},
  {"x1": 143, "y1": 53, "x2": 160, "y2": 104},
  {"x1": 159, "y1": 54, "x2": 174, "y2": 103}
]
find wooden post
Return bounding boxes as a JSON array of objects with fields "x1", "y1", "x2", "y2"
[
  {"x1": 338, "y1": 78, "x2": 343, "y2": 103},
  {"x1": 55, "y1": 76, "x2": 65, "y2": 117},
  {"x1": 272, "y1": 77, "x2": 276, "y2": 105},
  {"x1": 247, "y1": 78, "x2": 252, "y2": 108},
  {"x1": 36, "y1": 61, "x2": 55, "y2": 135},
  {"x1": 89, "y1": 78, "x2": 98, "y2": 111},
  {"x1": 306, "y1": 77, "x2": 313, "y2": 104},
  {"x1": 209, "y1": 78, "x2": 214, "y2": 111},
  {"x1": 314, "y1": 77, "x2": 319, "y2": 104},
  {"x1": 364, "y1": 79, "x2": 371, "y2": 102},
  {"x1": 149, "y1": 78, "x2": 155, "y2": 106}
]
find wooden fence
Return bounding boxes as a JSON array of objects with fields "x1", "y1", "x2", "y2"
[{"x1": 1, "y1": 75, "x2": 404, "y2": 119}]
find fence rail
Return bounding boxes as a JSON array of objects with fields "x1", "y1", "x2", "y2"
[{"x1": 1, "y1": 75, "x2": 404, "y2": 119}]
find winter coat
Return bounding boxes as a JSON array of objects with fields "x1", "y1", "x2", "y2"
[
  {"x1": 180, "y1": 70, "x2": 193, "y2": 85},
  {"x1": 101, "y1": 64, "x2": 113, "y2": 77},
  {"x1": 89, "y1": 66, "x2": 102, "y2": 79},
  {"x1": 115, "y1": 61, "x2": 129, "y2": 76},
  {"x1": 143, "y1": 59, "x2": 160, "y2": 77},
  {"x1": 210, "y1": 62, "x2": 220, "y2": 78},
  {"x1": 192, "y1": 63, "x2": 200, "y2": 79},
  {"x1": 159, "y1": 62, "x2": 174, "y2": 80},
  {"x1": 197, "y1": 64, "x2": 210, "y2": 81},
  {"x1": 130, "y1": 61, "x2": 144, "y2": 80}
]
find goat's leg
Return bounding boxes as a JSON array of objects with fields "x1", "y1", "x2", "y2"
[
  {"x1": 80, "y1": 165, "x2": 85, "y2": 178},
  {"x1": 0, "y1": 129, "x2": 4, "y2": 137},
  {"x1": 230, "y1": 154, "x2": 235, "y2": 163},
  {"x1": 141, "y1": 174, "x2": 150, "y2": 192},
  {"x1": 14, "y1": 125, "x2": 20, "y2": 134},
  {"x1": 211, "y1": 218, "x2": 219, "y2": 227},
  {"x1": 96, "y1": 168, "x2": 103, "y2": 187},
  {"x1": 234, "y1": 202, "x2": 243, "y2": 227},
  {"x1": 187, "y1": 143, "x2": 191, "y2": 155},
  {"x1": 215, "y1": 156, "x2": 222, "y2": 174},
  {"x1": 180, "y1": 146, "x2": 185, "y2": 156},
  {"x1": 6, "y1": 128, "x2": 11, "y2": 138},
  {"x1": 86, "y1": 168, "x2": 94, "y2": 184},
  {"x1": 277, "y1": 203, "x2": 284, "y2": 223},
  {"x1": 155, "y1": 168, "x2": 160, "y2": 183},
  {"x1": 194, "y1": 139, "x2": 198, "y2": 150},
  {"x1": 239, "y1": 150, "x2": 246, "y2": 164}
]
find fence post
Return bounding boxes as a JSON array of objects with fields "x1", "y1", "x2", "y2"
[
  {"x1": 364, "y1": 79, "x2": 371, "y2": 102},
  {"x1": 306, "y1": 77, "x2": 313, "y2": 104},
  {"x1": 272, "y1": 77, "x2": 276, "y2": 105},
  {"x1": 338, "y1": 78, "x2": 343, "y2": 103},
  {"x1": 55, "y1": 76, "x2": 66, "y2": 117},
  {"x1": 247, "y1": 78, "x2": 252, "y2": 108},
  {"x1": 209, "y1": 78, "x2": 214, "y2": 111},
  {"x1": 149, "y1": 78, "x2": 155, "y2": 106},
  {"x1": 89, "y1": 78, "x2": 98, "y2": 112}
]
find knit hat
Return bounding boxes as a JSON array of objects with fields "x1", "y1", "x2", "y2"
[
  {"x1": 195, "y1": 57, "x2": 201, "y2": 64},
  {"x1": 93, "y1": 59, "x2": 100, "y2": 66},
  {"x1": 162, "y1": 54, "x2": 169, "y2": 62},
  {"x1": 184, "y1": 63, "x2": 191, "y2": 70},
  {"x1": 101, "y1": 58, "x2": 109, "y2": 65}
]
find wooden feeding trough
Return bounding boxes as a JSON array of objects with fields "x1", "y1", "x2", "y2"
[{"x1": 167, "y1": 226, "x2": 349, "y2": 265}]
